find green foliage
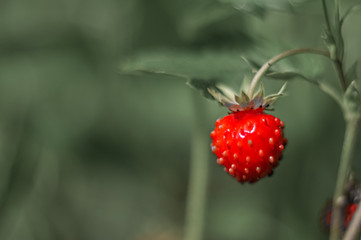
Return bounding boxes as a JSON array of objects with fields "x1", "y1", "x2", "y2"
[
  {"x1": 121, "y1": 49, "x2": 249, "y2": 83},
  {"x1": 345, "y1": 61, "x2": 359, "y2": 82},
  {"x1": 221, "y1": 0, "x2": 313, "y2": 17},
  {"x1": 187, "y1": 79, "x2": 220, "y2": 100},
  {"x1": 1, "y1": 0, "x2": 361, "y2": 239},
  {"x1": 341, "y1": 4, "x2": 361, "y2": 28}
]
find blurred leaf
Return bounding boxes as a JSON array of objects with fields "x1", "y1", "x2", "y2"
[
  {"x1": 186, "y1": 78, "x2": 219, "y2": 100},
  {"x1": 178, "y1": 1, "x2": 239, "y2": 40},
  {"x1": 265, "y1": 71, "x2": 316, "y2": 84},
  {"x1": 241, "y1": 57, "x2": 261, "y2": 72},
  {"x1": 345, "y1": 61, "x2": 358, "y2": 82},
  {"x1": 121, "y1": 49, "x2": 248, "y2": 83},
  {"x1": 341, "y1": 4, "x2": 361, "y2": 28},
  {"x1": 318, "y1": 81, "x2": 343, "y2": 107},
  {"x1": 219, "y1": 0, "x2": 313, "y2": 17}
]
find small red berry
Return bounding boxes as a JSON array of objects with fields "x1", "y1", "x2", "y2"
[
  {"x1": 210, "y1": 108, "x2": 286, "y2": 183},
  {"x1": 207, "y1": 82, "x2": 287, "y2": 183},
  {"x1": 321, "y1": 201, "x2": 358, "y2": 232}
]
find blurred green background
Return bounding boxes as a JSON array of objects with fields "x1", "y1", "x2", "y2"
[{"x1": 1, "y1": 0, "x2": 361, "y2": 239}]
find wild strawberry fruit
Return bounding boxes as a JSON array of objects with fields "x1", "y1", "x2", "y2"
[
  {"x1": 321, "y1": 182, "x2": 360, "y2": 232},
  {"x1": 321, "y1": 201, "x2": 358, "y2": 232},
  {"x1": 208, "y1": 83, "x2": 287, "y2": 183}
]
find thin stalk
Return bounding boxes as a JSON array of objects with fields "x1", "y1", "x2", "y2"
[
  {"x1": 330, "y1": 118, "x2": 360, "y2": 240},
  {"x1": 322, "y1": 0, "x2": 332, "y2": 34},
  {"x1": 334, "y1": 60, "x2": 347, "y2": 92},
  {"x1": 321, "y1": 0, "x2": 346, "y2": 90},
  {"x1": 184, "y1": 91, "x2": 210, "y2": 240},
  {"x1": 334, "y1": 0, "x2": 345, "y2": 61},
  {"x1": 248, "y1": 48, "x2": 330, "y2": 98}
]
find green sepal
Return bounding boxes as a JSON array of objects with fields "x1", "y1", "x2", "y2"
[
  {"x1": 341, "y1": 4, "x2": 361, "y2": 28},
  {"x1": 216, "y1": 84, "x2": 238, "y2": 101},
  {"x1": 263, "y1": 82, "x2": 287, "y2": 106},
  {"x1": 252, "y1": 83, "x2": 264, "y2": 107},
  {"x1": 235, "y1": 91, "x2": 250, "y2": 108},
  {"x1": 207, "y1": 87, "x2": 243, "y2": 112}
]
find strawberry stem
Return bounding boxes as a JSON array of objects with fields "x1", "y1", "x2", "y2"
[
  {"x1": 184, "y1": 91, "x2": 210, "y2": 240},
  {"x1": 334, "y1": 60, "x2": 347, "y2": 92},
  {"x1": 330, "y1": 118, "x2": 360, "y2": 240},
  {"x1": 321, "y1": 0, "x2": 347, "y2": 92},
  {"x1": 248, "y1": 48, "x2": 330, "y2": 99}
]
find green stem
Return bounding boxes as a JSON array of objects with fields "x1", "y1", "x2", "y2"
[
  {"x1": 329, "y1": 118, "x2": 360, "y2": 240},
  {"x1": 184, "y1": 91, "x2": 210, "y2": 240},
  {"x1": 247, "y1": 48, "x2": 330, "y2": 98},
  {"x1": 334, "y1": 60, "x2": 347, "y2": 92},
  {"x1": 321, "y1": 0, "x2": 346, "y2": 91},
  {"x1": 322, "y1": 0, "x2": 332, "y2": 34}
]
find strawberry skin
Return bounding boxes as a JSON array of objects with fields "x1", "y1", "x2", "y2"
[{"x1": 210, "y1": 108, "x2": 287, "y2": 183}]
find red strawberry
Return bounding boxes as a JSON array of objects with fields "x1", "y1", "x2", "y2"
[
  {"x1": 208, "y1": 83, "x2": 287, "y2": 183},
  {"x1": 210, "y1": 108, "x2": 286, "y2": 183},
  {"x1": 322, "y1": 201, "x2": 358, "y2": 232},
  {"x1": 321, "y1": 182, "x2": 360, "y2": 232}
]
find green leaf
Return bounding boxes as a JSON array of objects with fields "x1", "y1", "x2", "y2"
[
  {"x1": 219, "y1": 0, "x2": 312, "y2": 16},
  {"x1": 265, "y1": 71, "x2": 316, "y2": 84},
  {"x1": 178, "y1": 1, "x2": 242, "y2": 42},
  {"x1": 263, "y1": 82, "x2": 287, "y2": 106},
  {"x1": 341, "y1": 4, "x2": 361, "y2": 28},
  {"x1": 241, "y1": 57, "x2": 261, "y2": 73},
  {"x1": 187, "y1": 78, "x2": 219, "y2": 100},
  {"x1": 121, "y1": 49, "x2": 248, "y2": 83},
  {"x1": 318, "y1": 81, "x2": 343, "y2": 108},
  {"x1": 343, "y1": 81, "x2": 361, "y2": 117},
  {"x1": 345, "y1": 61, "x2": 358, "y2": 82}
]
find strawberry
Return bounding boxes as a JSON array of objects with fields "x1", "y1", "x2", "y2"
[
  {"x1": 321, "y1": 201, "x2": 358, "y2": 232},
  {"x1": 321, "y1": 182, "x2": 360, "y2": 232},
  {"x1": 208, "y1": 83, "x2": 287, "y2": 183}
]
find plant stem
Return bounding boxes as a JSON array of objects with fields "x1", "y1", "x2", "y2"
[
  {"x1": 322, "y1": 0, "x2": 332, "y2": 34},
  {"x1": 248, "y1": 48, "x2": 330, "y2": 98},
  {"x1": 184, "y1": 91, "x2": 210, "y2": 240},
  {"x1": 334, "y1": 60, "x2": 347, "y2": 92},
  {"x1": 322, "y1": 0, "x2": 346, "y2": 90},
  {"x1": 330, "y1": 118, "x2": 360, "y2": 240},
  {"x1": 343, "y1": 198, "x2": 361, "y2": 240}
]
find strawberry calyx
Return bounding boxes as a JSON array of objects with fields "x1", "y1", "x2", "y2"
[{"x1": 207, "y1": 82, "x2": 287, "y2": 112}]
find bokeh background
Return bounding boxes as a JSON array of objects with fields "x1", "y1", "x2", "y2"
[{"x1": 1, "y1": 0, "x2": 361, "y2": 239}]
